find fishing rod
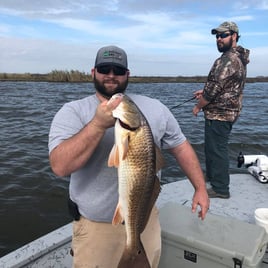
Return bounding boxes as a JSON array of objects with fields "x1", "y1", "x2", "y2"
[{"x1": 171, "y1": 96, "x2": 196, "y2": 110}]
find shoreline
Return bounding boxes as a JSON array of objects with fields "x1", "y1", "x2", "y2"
[{"x1": 0, "y1": 72, "x2": 268, "y2": 83}]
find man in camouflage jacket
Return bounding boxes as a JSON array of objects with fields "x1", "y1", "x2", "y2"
[{"x1": 193, "y1": 21, "x2": 250, "y2": 199}]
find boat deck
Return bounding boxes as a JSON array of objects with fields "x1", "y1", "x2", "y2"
[{"x1": 157, "y1": 173, "x2": 268, "y2": 224}]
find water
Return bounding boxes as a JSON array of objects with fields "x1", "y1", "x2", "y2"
[{"x1": 0, "y1": 81, "x2": 267, "y2": 257}]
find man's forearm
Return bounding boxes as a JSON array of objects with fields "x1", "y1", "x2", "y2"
[
  {"x1": 170, "y1": 140, "x2": 206, "y2": 190},
  {"x1": 49, "y1": 121, "x2": 106, "y2": 177}
]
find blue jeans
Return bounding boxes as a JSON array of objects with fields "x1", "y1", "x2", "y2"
[{"x1": 205, "y1": 119, "x2": 233, "y2": 195}]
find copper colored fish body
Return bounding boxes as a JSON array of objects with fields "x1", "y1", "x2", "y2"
[{"x1": 108, "y1": 94, "x2": 163, "y2": 268}]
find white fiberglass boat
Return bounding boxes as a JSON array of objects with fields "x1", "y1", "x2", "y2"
[{"x1": 0, "y1": 173, "x2": 267, "y2": 268}]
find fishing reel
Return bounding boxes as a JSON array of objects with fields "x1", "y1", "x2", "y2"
[{"x1": 237, "y1": 152, "x2": 268, "y2": 183}]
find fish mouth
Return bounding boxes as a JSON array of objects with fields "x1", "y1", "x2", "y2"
[{"x1": 118, "y1": 119, "x2": 138, "y2": 131}]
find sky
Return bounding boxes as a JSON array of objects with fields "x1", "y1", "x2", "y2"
[{"x1": 0, "y1": 0, "x2": 267, "y2": 77}]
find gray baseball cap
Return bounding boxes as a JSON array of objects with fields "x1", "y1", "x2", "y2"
[
  {"x1": 94, "y1": 45, "x2": 128, "y2": 69},
  {"x1": 211, "y1": 21, "x2": 239, "y2": 34}
]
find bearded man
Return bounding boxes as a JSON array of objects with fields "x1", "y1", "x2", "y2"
[{"x1": 193, "y1": 22, "x2": 250, "y2": 199}]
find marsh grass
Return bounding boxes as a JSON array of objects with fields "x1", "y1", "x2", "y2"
[{"x1": 0, "y1": 70, "x2": 267, "y2": 83}]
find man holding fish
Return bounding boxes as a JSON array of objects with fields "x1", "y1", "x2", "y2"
[{"x1": 48, "y1": 45, "x2": 209, "y2": 268}]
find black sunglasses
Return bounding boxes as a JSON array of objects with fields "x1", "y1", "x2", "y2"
[
  {"x1": 96, "y1": 65, "x2": 127, "y2": 76},
  {"x1": 216, "y1": 32, "x2": 232, "y2": 39}
]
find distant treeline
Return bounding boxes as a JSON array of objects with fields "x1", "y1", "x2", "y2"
[
  {"x1": 0, "y1": 70, "x2": 267, "y2": 83},
  {"x1": 0, "y1": 70, "x2": 91, "y2": 83}
]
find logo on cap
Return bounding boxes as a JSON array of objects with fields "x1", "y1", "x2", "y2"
[{"x1": 103, "y1": 50, "x2": 123, "y2": 60}]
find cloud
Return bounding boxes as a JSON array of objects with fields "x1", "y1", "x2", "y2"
[
  {"x1": 0, "y1": 36, "x2": 95, "y2": 73},
  {"x1": 0, "y1": 0, "x2": 267, "y2": 76}
]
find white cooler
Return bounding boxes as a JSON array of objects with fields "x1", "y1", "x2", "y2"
[{"x1": 159, "y1": 203, "x2": 268, "y2": 268}]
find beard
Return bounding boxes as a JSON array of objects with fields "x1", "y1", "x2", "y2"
[
  {"x1": 217, "y1": 37, "x2": 233, "y2": 53},
  {"x1": 93, "y1": 75, "x2": 128, "y2": 99}
]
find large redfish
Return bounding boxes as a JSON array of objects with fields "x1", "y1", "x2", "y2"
[{"x1": 108, "y1": 93, "x2": 164, "y2": 268}]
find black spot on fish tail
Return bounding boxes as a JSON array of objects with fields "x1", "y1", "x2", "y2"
[{"x1": 117, "y1": 241, "x2": 150, "y2": 268}]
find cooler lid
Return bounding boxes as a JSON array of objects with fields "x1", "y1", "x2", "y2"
[{"x1": 159, "y1": 203, "x2": 268, "y2": 266}]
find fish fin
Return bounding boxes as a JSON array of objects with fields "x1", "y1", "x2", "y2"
[
  {"x1": 120, "y1": 134, "x2": 129, "y2": 160},
  {"x1": 108, "y1": 144, "x2": 120, "y2": 167},
  {"x1": 117, "y1": 241, "x2": 150, "y2": 268},
  {"x1": 141, "y1": 177, "x2": 161, "y2": 233},
  {"x1": 112, "y1": 203, "x2": 124, "y2": 225},
  {"x1": 155, "y1": 145, "x2": 165, "y2": 172},
  {"x1": 108, "y1": 134, "x2": 129, "y2": 167}
]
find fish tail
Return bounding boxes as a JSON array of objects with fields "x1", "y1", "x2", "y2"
[{"x1": 117, "y1": 241, "x2": 151, "y2": 268}]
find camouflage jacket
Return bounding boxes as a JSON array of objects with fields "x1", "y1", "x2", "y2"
[{"x1": 203, "y1": 46, "x2": 250, "y2": 122}]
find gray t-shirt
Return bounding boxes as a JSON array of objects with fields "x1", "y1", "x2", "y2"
[{"x1": 48, "y1": 93, "x2": 186, "y2": 222}]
